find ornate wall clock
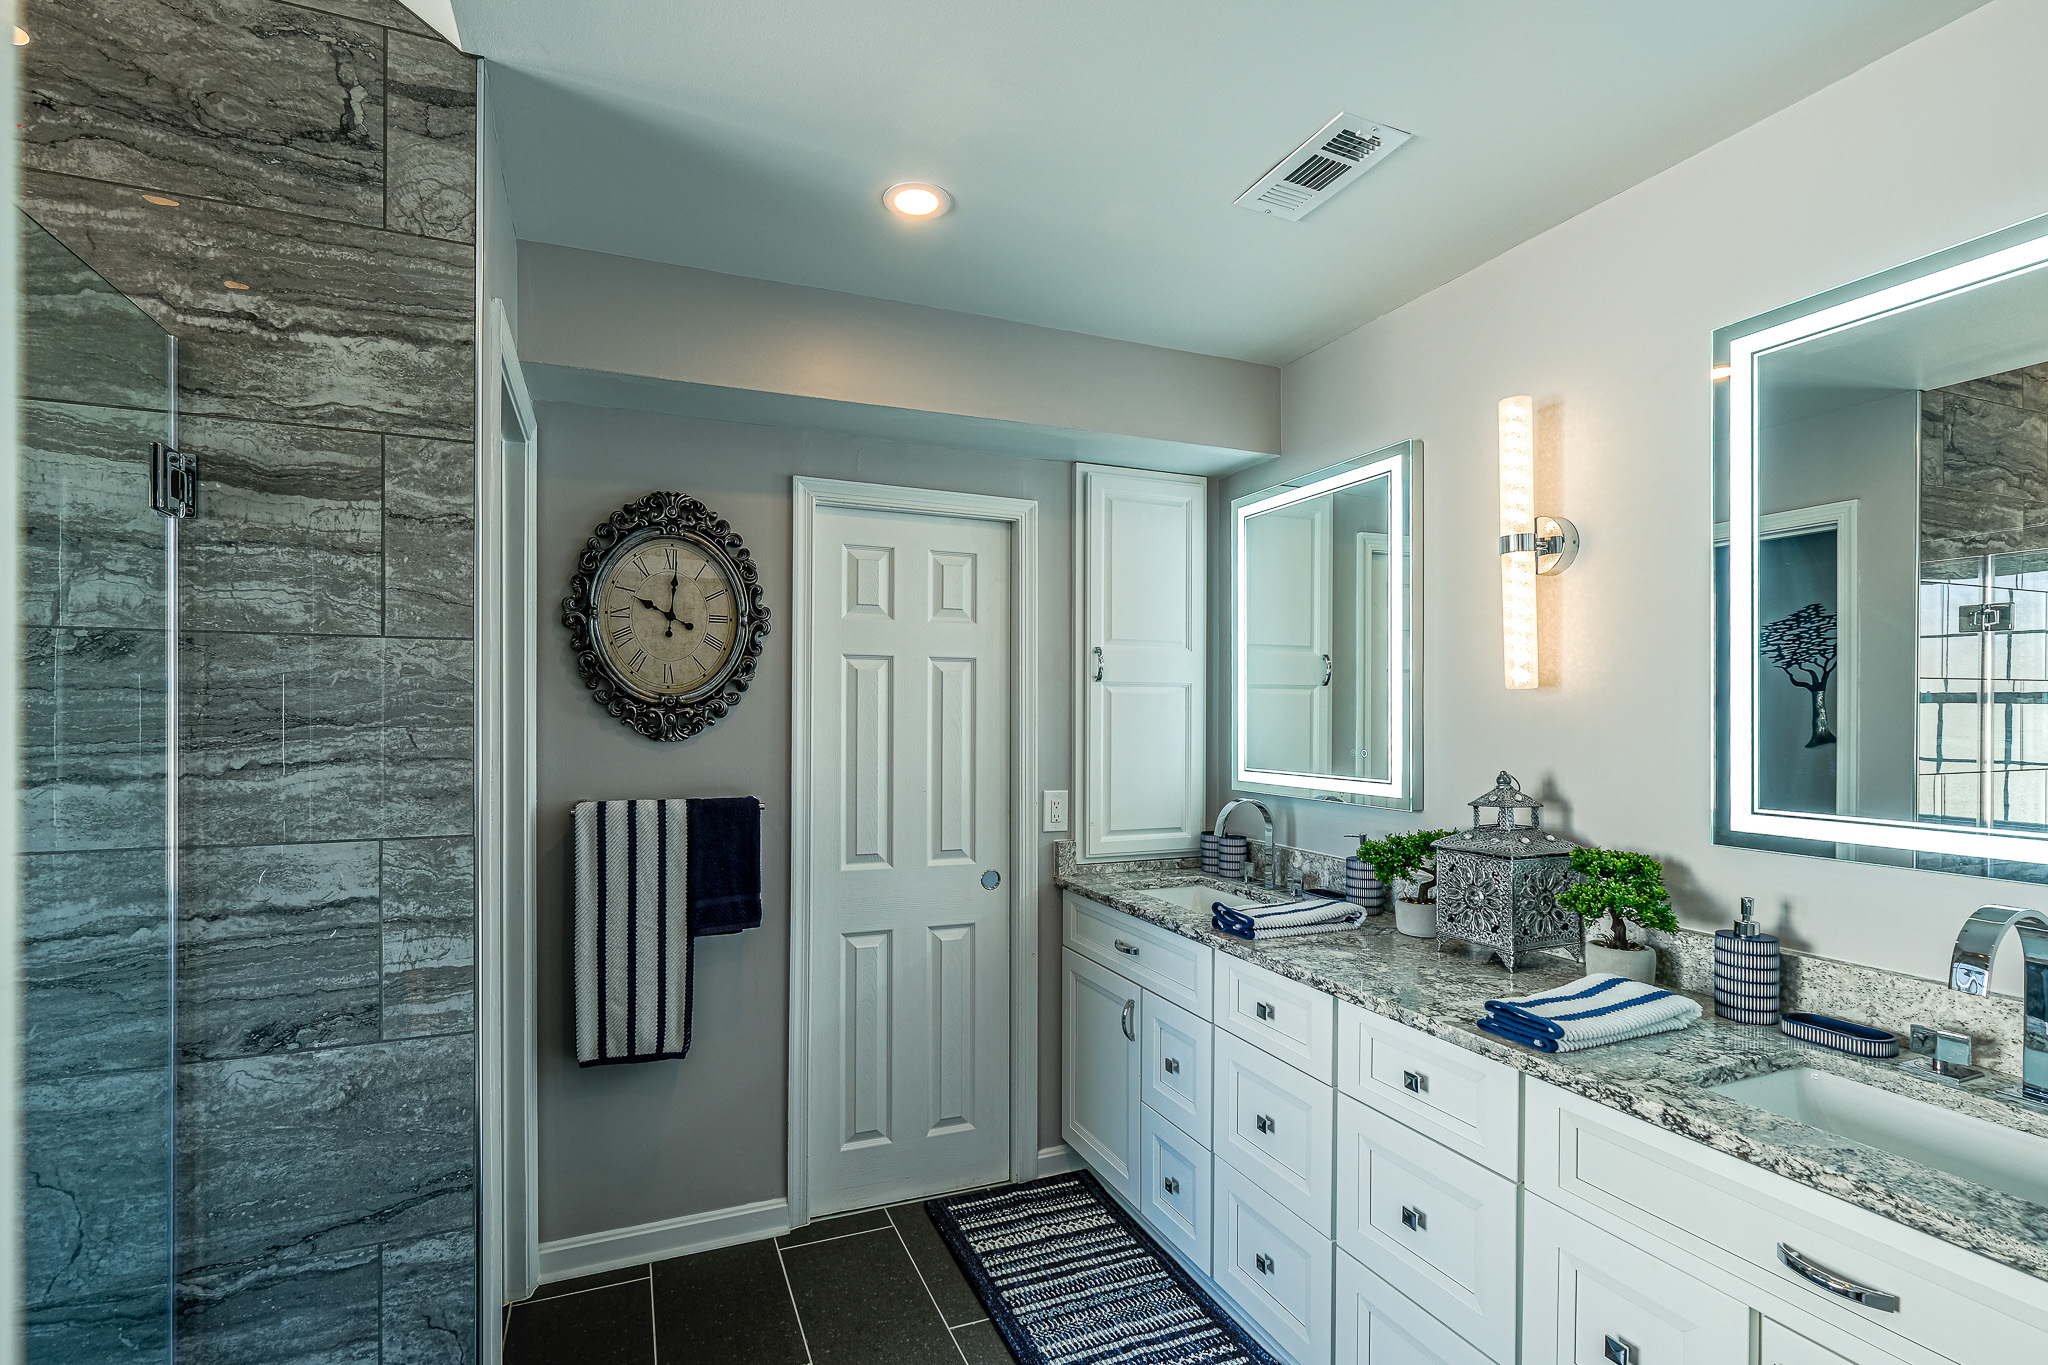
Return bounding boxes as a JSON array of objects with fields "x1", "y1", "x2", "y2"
[{"x1": 562, "y1": 491, "x2": 770, "y2": 740}]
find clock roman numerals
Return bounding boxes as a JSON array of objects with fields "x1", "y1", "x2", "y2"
[
  {"x1": 608, "y1": 625, "x2": 634, "y2": 646},
  {"x1": 703, "y1": 634, "x2": 726, "y2": 654}
]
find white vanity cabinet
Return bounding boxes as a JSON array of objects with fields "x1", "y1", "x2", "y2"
[
  {"x1": 1074, "y1": 464, "x2": 1207, "y2": 862},
  {"x1": 1336, "y1": 1250, "x2": 1493, "y2": 1365},
  {"x1": 1061, "y1": 947, "x2": 1143, "y2": 1202}
]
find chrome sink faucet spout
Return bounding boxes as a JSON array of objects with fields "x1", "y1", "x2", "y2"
[
  {"x1": 1949, "y1": 905, "x2": 2048, "y2": 1104},
  {"x1": 1214, "y1": 798, "x2": 1277, "y2": 891}
]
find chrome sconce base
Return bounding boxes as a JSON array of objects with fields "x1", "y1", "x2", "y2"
[{"x1": 1498, "y1": 515, "x2": 1580, "y2": 575}]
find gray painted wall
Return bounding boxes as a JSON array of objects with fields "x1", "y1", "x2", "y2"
[
  {"x1": 21, "y1": 0, "x2": 481, "y2": 1358},
  {"x1": 534, "y1": 401, "x2": 1073, "y2": 1240}
]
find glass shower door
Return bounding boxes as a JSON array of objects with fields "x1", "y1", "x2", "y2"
[{"x1": 19, "y1": 210, "x2": 176, "y2": 1363}]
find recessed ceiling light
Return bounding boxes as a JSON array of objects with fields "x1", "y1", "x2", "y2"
[
  {"x1": 13, "y1": 26, "x2": 29, "y2": 44},
  {"x1": 143, "y1": 194, "x2": 180, "y2": 207},
  {"x1": 883, "y1": 182, "x2": 951, "y2": 220},
  {"x1": 222, "y1": 279, "x2": 250, "y2": 291}
]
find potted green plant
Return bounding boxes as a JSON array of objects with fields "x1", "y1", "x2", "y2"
[
  {"x1": 1357, "y1": 830, "x2": 1459, "y2": 938},
  {"x1": 1557, "y1": 847, "x2": 1680, "y2": 982}
]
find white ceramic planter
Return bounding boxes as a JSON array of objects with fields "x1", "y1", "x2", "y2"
[
  {"x1": 1585, "y1": 942, "x2": 1657, "y2": 983},
  {"x1": 1394, "y1": 900, "x2": 1437, "y2": 939}
]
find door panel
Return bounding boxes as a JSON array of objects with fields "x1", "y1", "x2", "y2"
[
  {"x1": 1080, "y1": 465, "x2": 1206, "y2": 859},
  {"x1": 809, "y1": 502, "x2": 1012, "y2": 1212},
  {"x1": 1062, "y1": 948, "x2": 1141, "y2": 1201}
]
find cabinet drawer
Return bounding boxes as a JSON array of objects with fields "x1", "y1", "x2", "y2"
[
  {"x1": 1527, "y1": 1080, "x2": 2048, "y2": 1364},
  {"x1": 1522, "y1": 1192, "x2": 1750, "y2": 1365},
  {"x1": 1336, "y1": 1001, "x2": 1520, "y2": 1179},
  {"x1": 1218, "y1": 953, "x2": 1335, "y2": 1081},
  {"x1": 1335, "y1": 1249, "x2": 1491, "y2": 1365},
  {"x1": 1762, "y1": 1319, "x2": 1909, "y2": 1365},
  {"x1": 1216, "y1": 1030, "x2": 1336, "y2": 1235},
  {"x1": 1214, "y1": 1157, "x2": 1335, "y2": 1365},
  {"x1": 1064, "y1": 892, "x2": 1213, "y2": 1017},
  {"x1": 1139, "y1": 1103, "x2": 1211, "y2": 1276},
  {"x1": 1141, "y1": 990, "x2": 1212, "y2": 1146},
  {"x1": 1335, "y1": 1096, "x2": 1517, "y2": 1363}
]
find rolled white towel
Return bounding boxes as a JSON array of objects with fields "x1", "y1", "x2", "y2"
[
  {"x1": 1480, "y1": 973, "x2": 1701, "y2": 1053},
  {"x1": 1213, "y1": 896, "x2": 1365, "y2": 941}
]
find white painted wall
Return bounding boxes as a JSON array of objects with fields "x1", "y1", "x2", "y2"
[
  {"x1": 518, "y1": 242, "x2": 1278, "y2": 457},
  {"x1": 1235, "y1": 0, "x2": 2048, "y2": 978}
]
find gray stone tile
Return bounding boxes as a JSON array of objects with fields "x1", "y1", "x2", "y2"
[
  {"x1": 21, "y1": 168, "x2": 474, "y2": 441},
  {"x1": 180, "y1": 633, "x2": 473, "y2": 846},
  {"x1": 22, "y1": 848, "x2": 170, "y2": 1080},
  {"x1": 22, "y1": 400, "x2": 169, "y2": 631},
  {"x1": 383, "y1": 837, "x2": 475, "y2": 1039},
  {"x1": 175, "y1": 1034, "x2": 475, "y2": 1274},
  {"x1": 22, "y1": 0, "x2": 387, "y2": 227},
  {"x1": 176, "y1": 1246, "x2": 381, "y2": 1365},
  {"x1": 22, "y1": 627, "x2": 169, "y2": 854},
  {"x1": 385, "y1": 436, "x2": 476, "y2": 638},
  {"x1": 179, "y1": 416, "x2": 384, "y2": 634},
  {"x1": 23, "y1": 1068, "x2": 172, "y2": 1355},
  {"x1": 2022, "y1": 363, "x2": 2048, "y2": 416},
  {"x1": 386, "y1": 31, "x2": 477, "y2": 243},
  {"x1": 1935, "y1": 392, "x2": 2048, "y2": 504},
  {"x1": 298, "y1": 0, "x2": 439, "y2": 37},
  {"x1": 178, "y1": 841, "x2": 382, "y2": 1062},
  {"x1": 382, "y1": 1229, "x2": 479, "y2": 1365},
  {"x1": 1941, "y1": 368, "x2": 2025, "y2": 410},
  {"x1": 21, "y1": 207, "x2": 172, "y2": 411}
]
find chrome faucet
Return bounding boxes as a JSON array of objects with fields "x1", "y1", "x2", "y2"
[
  {"x1": 1949, "y1": 905, "x2": 2048, "y2": 1105},
  {"x1": 1214, "y1": 798, "x2": 1278, "y2": 891}
]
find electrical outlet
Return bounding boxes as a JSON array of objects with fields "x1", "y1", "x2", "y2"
[{"x1": 1043, "y1": 790, "x2": 1069, "y2": 832}]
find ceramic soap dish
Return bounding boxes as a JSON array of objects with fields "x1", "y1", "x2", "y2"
[{"x1": 1779, "y1": 1012, "x2": 1900, "y2": 1059}]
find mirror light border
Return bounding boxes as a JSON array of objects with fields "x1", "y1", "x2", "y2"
[
  {"x1": 1723, "y1": 216, "x2": 2048, "y2": 861},
  {"x1": 1232, "y1": 445, "x2": 1410, "y2": 802}
]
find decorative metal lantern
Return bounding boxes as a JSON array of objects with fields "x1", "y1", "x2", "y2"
[{"x1": 1432, "y1": 771, "x2": 1585, "y2": 970}]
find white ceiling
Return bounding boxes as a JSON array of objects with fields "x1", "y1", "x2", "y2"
[{"x1": 460, "y1": 0, "x2": 1985, "y2": 367}]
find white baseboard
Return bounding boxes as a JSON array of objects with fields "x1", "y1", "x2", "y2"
[
  {"x1": 535, "y1": 1198, "x2": 790, "y2": 1285},
  {"x1": 1037, "y1": 1143, "x2": 1084, "y2": 1177}
]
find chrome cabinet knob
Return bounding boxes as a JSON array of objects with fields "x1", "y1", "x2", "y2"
[
  {"x1": 1254, "y1": 1001, "x2": 1275, "y2": 1021},
  {"x1": 1402, "y1": 1070, "x2": 1428, "y2": 1094},
  {"x1": 1255, "y1": 1114, "x2": 1275, "y2": 1134},
  {"x1": 1400, "y1": 1205, "x2": 1427, "y2": 1232},
  {"x1": 1163, "y1": 1176, "x2": 1179, "y2": 1195},
  {"x1": 1254, "y1": 1253, "x2": 1274, "y2": 1275},
  {"x1": 1603, "y1": 1336, "x2": 1637, "y2": 1364},
  {"x1": 1163, "y1": 1057, "x2": 1180, "y2": 1074}
]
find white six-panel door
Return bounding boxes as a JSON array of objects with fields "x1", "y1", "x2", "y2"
[
  {"x1": 1245, "y1": 498, "x2": 1333, "y2": 774},
  {"x1": 1077, "y1": 464, "x2": 1206, "y2": 860},
  {"x1": 806, "y1": 503, "x2": 1012, "y2": 1214}
]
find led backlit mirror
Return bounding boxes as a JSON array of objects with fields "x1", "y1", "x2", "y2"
[
  {"x1": 1715, "y1": 213, "x2": 2048, "y2": 880},
  {"x1": 1231, "y1": 440, "x2": 1419, "y2": 809}
]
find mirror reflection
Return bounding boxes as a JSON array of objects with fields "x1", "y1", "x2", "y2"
[
  {"x1": 1716, "y1": 216, "x2": 2048, "y2": 879},
  {"x1": 1232, "y1": 441, "x2": 1416, "y2": 807}
]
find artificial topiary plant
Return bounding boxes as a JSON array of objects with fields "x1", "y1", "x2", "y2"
[
  {"x1": 1557, "y1": 847, "x2": 1680, "y2": 951},
  {"x1": 1356, "y1": 830, "x2": 1459, "y2": 904}
]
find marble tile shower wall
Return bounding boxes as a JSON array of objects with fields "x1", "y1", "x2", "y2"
[
  {"x1": 1920, "y1": 361, "x2": 2048, "y2": 562},
  {"x1": 22, "y1": 2, "x2": 480, "y2": 1363}
]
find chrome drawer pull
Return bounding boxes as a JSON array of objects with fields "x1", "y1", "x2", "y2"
[
  {"x1": 1777, "y1": 1244, "x2": 1900, "y2": 1312},
  {"x1": 1255, "y1": 1114, "x2": 1275, "y2": 1134},
  {"x1": 1114, "y1": 939, "x2": 1141, "y2": 956},
  {"x1": 1254, "y1": 1253, "x2": 1274, "y2": 1275},
  {"x1": 1400, "y1": 1205, "x2": 1427, "y2": 1232},
  {"x1": 1163, "y1": 1176, "x2": 1179, "y2": 1195},
  {"x1": 1254, "y1": 1001, "x2": 1275, "y2": 1020},
  {"x1": 1121, "y1": 999, "x2": 1136, "y2": 1042},
  {"x1": 1603, "y1": 1336, "x2": 1637, "y2": 1365},
  {"x1": 1402, "y1": 1070, "x2": 1428, "y2": 1094},
  {"x1": 1163, "y1": 1057, "x2": 1180, "y2": 1074}
]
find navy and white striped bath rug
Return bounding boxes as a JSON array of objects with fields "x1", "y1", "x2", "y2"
[{"x1": 925, "y1": 1171, "x2": 1282, "y2": 1365}]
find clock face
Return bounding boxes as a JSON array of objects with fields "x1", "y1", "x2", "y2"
[{"x1": 593, "y1": 533, "x2": 741, "y2": 698}]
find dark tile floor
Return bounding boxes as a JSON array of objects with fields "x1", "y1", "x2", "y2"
[{"x1": 504, "y1": 1196, "x2": 1014, "y2": 1365}]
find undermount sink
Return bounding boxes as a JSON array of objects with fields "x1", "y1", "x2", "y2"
[
  {"x1": 1141, "y1": 883, "x2": 1270, "y2": 914},
  {"x1": 1711, "y1": 1067, "x2": 2048, "y2": 1206}
]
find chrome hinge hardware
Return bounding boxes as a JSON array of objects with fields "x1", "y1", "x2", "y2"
[
  {"x1": 150, "y1": 442, "x2": 196, "y2": 519},
  {"x1": 1958, "y1": 602, "x2": 2013, "y2": 633}
]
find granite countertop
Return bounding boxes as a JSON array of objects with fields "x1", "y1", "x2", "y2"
[{"x1": 1056, "y1": 863, "x2": 2048, "y2": 1284}]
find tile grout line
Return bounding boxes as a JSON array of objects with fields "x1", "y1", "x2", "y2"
[
  {"x1": 773, "y1": 1241, "x2": 816, "y2": 1365},
  {"x1": 776, "y1": 1223, "x2": 895, "y2": 1253},
  {"x1": 647, "y1": 1276, "x2": 660, "y2": 1365},
  {"x1": 886, "y1": 1207, "x2": 972, "y2": 1365},
  {"x1": 516, "y1": 1273, "x2": 650, "y2": 1307}
]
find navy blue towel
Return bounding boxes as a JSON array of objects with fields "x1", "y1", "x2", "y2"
[{"x1": 689, "y1": 796, "x2": 762, "y2": 936}]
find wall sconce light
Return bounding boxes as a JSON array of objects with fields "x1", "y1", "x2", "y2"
[{"x1": 1497, "y1": 395, "x2": 1578, "y2": 689}]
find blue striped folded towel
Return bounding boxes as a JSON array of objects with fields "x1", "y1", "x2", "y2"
[
  {"x1": 1477, "y1": 973, "x2": 1702, "y2": 1053},
  {"x1": 1212, "y1": 895, "x2": 1365, "y2": 941}
]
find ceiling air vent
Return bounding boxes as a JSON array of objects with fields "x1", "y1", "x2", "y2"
[{"x1": 1235, "y1": 112, "x2": 1411, "y2": 221}]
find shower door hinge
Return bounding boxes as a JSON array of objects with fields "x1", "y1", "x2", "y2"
[
  {"x1": 1958, "y1": 602, "x2": 2012, "y2": 634},
  {"x1": 150, "y1": 442, "x2": 195, "y2": 518}
]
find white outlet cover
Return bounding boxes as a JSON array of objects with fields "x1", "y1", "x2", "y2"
[{"x1": 1043, "y1": 790, "x2": 1070, "y2": 832}]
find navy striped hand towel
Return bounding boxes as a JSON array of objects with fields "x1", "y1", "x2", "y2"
[
  {"x1": 1477, "y1": 973, "x2": 1701, "y2": 1053},
  {"x1": 574, "y1": 800, "x2": 693, "y2": 1065}
]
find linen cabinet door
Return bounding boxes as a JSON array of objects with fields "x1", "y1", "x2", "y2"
[
  {"x1": 1061, "y1": 948, "x2": 1142, "y2": 1203},
  {"x1": 1523, "y1": 1194, "x2": 1749, "y2": 1365}
]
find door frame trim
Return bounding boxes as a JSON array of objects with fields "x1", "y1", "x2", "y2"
[{"x1": 788, "y1": 476, "x2": 1041, "y2": 1229}]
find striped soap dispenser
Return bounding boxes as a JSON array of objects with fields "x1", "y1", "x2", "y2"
[{"x1": 1714, "y1": 897, "x2": 1781, "y2": 1024}]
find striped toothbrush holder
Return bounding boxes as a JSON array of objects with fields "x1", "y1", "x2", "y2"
[
  {"x1": 1344, "y1": 856, "x2": 1387, "y2": 913},
  {"x1": 1202, "y1": 833, "x2": 1248, "y2": 878},
  {"x1": 1714, "y1": 926, "x2": 1781, "y2": 1025}
]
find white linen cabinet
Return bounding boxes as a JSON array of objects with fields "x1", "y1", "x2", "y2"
[{"x1": 1074, "y1": 464, "x2": 1207, "y2": 861}]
